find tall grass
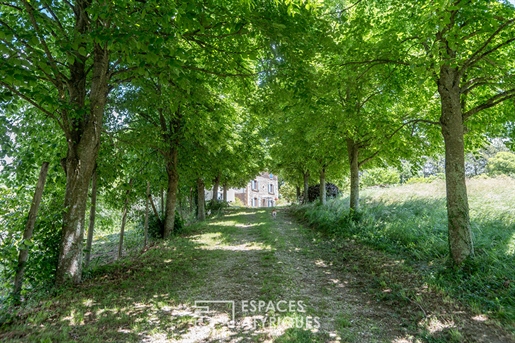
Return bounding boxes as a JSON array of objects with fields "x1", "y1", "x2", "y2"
[{"x1": 292, "y1": 176, "x2": 515, "y2": 324}]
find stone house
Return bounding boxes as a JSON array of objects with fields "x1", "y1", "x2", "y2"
[{"x1": 234, "y1": 172, "x2": 279, "y2": 207}]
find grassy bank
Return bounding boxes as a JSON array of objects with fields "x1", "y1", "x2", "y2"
[{"x1": 292, "y1": 176, "x2": 515, "y2": 329}]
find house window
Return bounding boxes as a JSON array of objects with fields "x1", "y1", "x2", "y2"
[
  {"x1": 251, "y1": 180, "x2": 258, "y2": 191},
  {"x1": 268, "y1": 199, "x2": 274, "y2": 207},
  {"x1": 268, "y1": 183, "x2": 274, "y2": 194},
  {"x1": 252, "y1": 197, "x2": 258, "y2": 207},
  {"x1": 269, "y1": 173, "x2": 273, "y2": 179}
]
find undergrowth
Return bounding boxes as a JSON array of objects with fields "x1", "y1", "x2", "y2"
[{"x1": 291, "y1": 177, "x2": 515, "y2": 329}]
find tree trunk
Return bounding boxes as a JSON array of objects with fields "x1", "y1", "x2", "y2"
[
  {"x1": 85, "y1": 168, "x2": 97, "y2": 268},
  {"x1": 212, "y1": 174, "x2": 220, "y2": 202},
  {"x1": 193, "y1": 185, "x2": 199, "y2": 216},
  {"x1": 163, "y1": 148, "x2": 179, "y2": 238},
  {"x1": 320, "y1": 167, "x2": 326, "y2": 205},
  {"x1": 144, "y1": 181, "x2": 149, "y2": 247},
  {"x1": 296, "y1": 185, "x2": 301, "y2": 203},
  {"x1": 56, "y1": 43, "x2": 109, "y2": 285},
  {"x1": 118, "y1": 208, "x2": 128, "y2": 259},
  {"x1": 160, "y1": 187, "x2": 165, "y2": 217},
  {"x1": 303, "y1": 171, "x2": 309, "y2": 204},
  {"x1": 13, "y1": 162, "x2": 49, "y2": 301},
  {"x1": 222, "y1": 183, "x2": 228, "y2": 202},
  {"x1": 197, "y1": 178, "x2": 206, "y2": 221},
  {"x1": 189, "y1": 187, "x2": 194, "y2": 214},
  {"x1": 148, "y1": 193, "x2": 162, "y2": 224},
  {"x1": 347, "y1": 138, "x2": 360, "y2": 212},
  {"x1": 118, "y1": 179, "x2": 132, "y2": 259},
  {"x1": 438, "y1": 65, "x2": 473, "y2": 265}
]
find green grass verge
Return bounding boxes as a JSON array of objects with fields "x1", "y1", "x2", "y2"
[{"x1": 291, "y1": 177, "x2": 515, "y2": 329}]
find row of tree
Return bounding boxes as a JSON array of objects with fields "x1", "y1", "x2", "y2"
[
  {"x1": 266, "y1": 0, "x2": 515, "y2": 266},
  {"x1": 0, "y1": 0, "x2": 301, "y2": 292}
]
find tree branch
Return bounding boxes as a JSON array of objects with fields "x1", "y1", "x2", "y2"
[
  {"x1": 20, "y1": 0, "x2": 67, "y2": 87},
  {"x1": 0, "y1": 2, "x2": 22, "y2": 10},
  {"x1": 463, "y1": 89, "x2": 515, "y2": 120},
  {"x1": 0, "y1": 81, "x2": 65, "y2": 132},
  {"x1": 339, "y1": 59, "x2": 409, "y2": 67},
  {"x1": 181, "y1": 65, "x2": 256, "y2": 77},
  {"x1": 41, "y1": 3, "x2": 67, "y2": 36},
  {"x1": 358, "y1": 149, "x2": 380, "y2": 167},
  {"x1": 461, "y1": 18, "x2": 515, "y2": 73},
  {"x1": 460, "y1": 76, "x2": 496, "y2": 94}
]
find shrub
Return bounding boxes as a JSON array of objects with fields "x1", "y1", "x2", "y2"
[
  {"x1": 0, "y1": 183, "x2": 63, "y2": 304},
  {"x1": 307, "y1": 183, "x2": 339, "y2": 202},
  {"x1": 405, "y1": 175, "x2": 438, "y2": 184},
  {"x1": 206, "y1": 200, "x2": 229, "y2": 215},
  {"x1": 487, "y1": 151, "x2": 515, "y2": 176},
  {"x1": 231, "y1": 197, "x2": 244, "y2": 207},
  {"x1": 173, "y1": 211, "x2": 185, "y2": 234},
  {"x1": 361, "y1": 167, "x2": 400, "y2": 187},
  {"x1": 144, "y1": 213, "x2": 163, "y2": 239},
  {"x1": 141, "y1": 211, "x2": 183, "y2": 238}
]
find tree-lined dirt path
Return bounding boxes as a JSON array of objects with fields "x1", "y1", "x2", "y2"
[
  {"x1": 162, "y1": 208, "x2": 514, "y2": 342},
  {"x1": 2, "y1": 208, "x2": 513, "y2": 343},
  {"x1": 172, "y1": 210, "x2": 513, "y2": 342}
]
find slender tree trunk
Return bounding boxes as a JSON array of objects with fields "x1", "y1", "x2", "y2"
[
  {"x1": 193, "y1": 185, "x2": 199, "y2": 215},
  {"x1": 303, "y1": 171, "x2": 309, "y2": 204},
  {"x1": 438, "y1": 65, "x2": 473, "y2": 265},
  {"x1": 189, "y1": 187, "x2": 193, "y2": 214},
  {"x1": 118, "y1": 179, "x2": 132, "y2": 259},
  {"x1": 320, "y1": 167, "x2": 326, "y2": 205},
  {"x1": 118, "y1": 208, "x2": 128, "y2": 259},
  {"x1": 222, "y1": 183, "x2": 228, "y2": 202},
  {"x1": 148, "y1": 194, "x2": 161, "y2": 221},
  {"x1": 212, "y1": 174, "x2": 220, "y2": 202},
  {"x1": 163, "y1": 148, "x2": 179, "y2": 238},
  {"x1": 144, "y1": 181, "x2": 149, "y2": 247},
  {"x1": 160, "y1": 187, "x2": 164, "y2": 217},
  {"x1": 13, "y1": 162, "x2": 49, "y2": 301},
  {"x1": 85, "y1": 168, "x2": 97, "y2": 268},
  {"x1": 178, "y1": 196, "x2": 185, "y2": 220},
  {"x1": 296, "y1": 185, "x2": 301, "y2": 203},
  {"x1": 197, "y1": 178, "x2": 206, "y2": 221},
  {"x1": 56, "y1": 41, "x2": 109, "y2": 285},
  {"x1": 347, "y1": 139, "x2": 360, "y2": 212}
]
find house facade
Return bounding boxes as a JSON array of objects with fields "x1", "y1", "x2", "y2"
[
  {"x1": 234, "y1": 172, "x2": 279, "y2": 207},
  {"x1": 205, "y1": 188, "x2": 236, "y2": 203}
]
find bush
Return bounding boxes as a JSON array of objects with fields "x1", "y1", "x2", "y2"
[
  {"x1": 361, "y1": 167, "x2": 400, "y2": 187},
  {"x1": 141, "y1": 211, "x2": 183, "y2": 238},
  {"x1": 487, "y1": 151, "x2": 515, "y2": 176},
  {"x1": 406, "y1": 175, "x2": 438, "y2": 184},
  {"x1": 231, "y1": 197, "x2": 244, "y2": 207},
  {"x1": 173, "y1": 211, "x2": 185, "y2": 234},
  {"x1": 206, "y1": 200, "x2": 229, "y2": 215},
  {"x1": 307, "y1": 183, "x2": 339, "y2": 202},
  {"x1": 0, "y1": 183, "x2": 63, "y2": 304},
  {"x1": 144, "y1": 213, "x2": 163, "y2": 239}
]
